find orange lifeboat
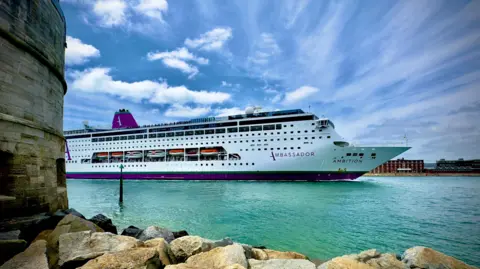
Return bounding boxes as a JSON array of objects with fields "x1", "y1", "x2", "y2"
[
  {"x1": 200, "y1": 148, "x2": 219, "y2": 155},
  {"x1": 186, "y1": 149, "x2": 198, "y2": 155},
  {"x1": 169, "y1": 149, "x2": 184, "y2": 156},
  {"x1": 97, "y1": 152, "x2": 108, "y2": 158},
  {"x1": 111, "y1": 152, "x2": 123, "y2": 158}
]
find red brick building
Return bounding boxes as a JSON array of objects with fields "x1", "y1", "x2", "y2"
[{"x1": 371, "y1": 158, "x2": 424, "y2": 173}]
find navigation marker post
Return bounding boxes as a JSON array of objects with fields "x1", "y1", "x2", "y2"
[{"x1": 119, "y1": 164, "x2": 124, "y2": 203}]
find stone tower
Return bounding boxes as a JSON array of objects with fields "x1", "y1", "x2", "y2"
[{"x1": 0, "y1": 0, "x2": 68, "y2": 218}]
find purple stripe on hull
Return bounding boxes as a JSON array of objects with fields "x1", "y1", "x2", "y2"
[{"x1": 67, "y1": 172, "x2": 365, "y2": 181}]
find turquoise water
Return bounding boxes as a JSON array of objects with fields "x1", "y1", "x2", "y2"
[{"x1": 67, "y1": 177, "x2": 480, "y2": 266}]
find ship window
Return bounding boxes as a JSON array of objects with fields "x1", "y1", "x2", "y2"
[
  {"x1": 215, "y1": 128, "x2": 225, "y2": 134},
  {"x1": 239, "y1": 126, "x2": 249, "y2": 132},
  {"x1": 346, "y1": 153, "x2": 351, "y2": 156},
  {"x1": 263, "y1": 124, "x2": 275, "y2": 130},
  {"x1": 205, "y1": 129, "x2": 214, "y2": 134},
  {"x1": 99, "y1": 138, "x2": 105, "y2": 142},
  {"x1": 136, "y1": 135, "x2": 143, "y2": 139},
  {"x1": 166, "y1": 132, "x2": 174, "y2": 137},
  {"x1": 227, "y1": 127, "x2": 238, "y2": 133},
  {"x1": 298, "y1": 147, "x2": 301, "y2": 149},
  {"x1": 195, "y1": 130, "x2": 204, "y2": 135},
  {"x1": 276, "y1": 124, "x2": 282, "y2": 130},
  {"x1": 359, "y1": 153, "x2": 364, "y2": 157},
  {"x1": 113, "y1": 137, "x2": 120, "y2": 141},
  {"x1": 185, "y1": 131, "x2": 194, "y2": 136},
  {"x1": 251, "y1": 126, "x2": 262, "y2": 131},
  {"x1": 127, "y1": 136, "x2": 135, "y2": 140},
  {"x1": 298, "y1": 138, "x2": 301, "y2": 140},
  {"x1": 291, "y1": 138, "x2": 294, "y2": 140},
  {"x1": 327, "y1": 136, "x2": 331, "y2": 139},
  {"x1": 149, "y1": 134, "x2": 157, "y2": 138},
  {"x1": 371, "y1": 153, "x2": 376, "y2": 156},
  {"x1": 353, "y1": 153, "x2": 358, "y2": 156},
  {"x1": 291, "y1": 125, "x2": 293, "y2": 127},
  {"x1": 298, "y1": 131, "x2": 301, "y2": 133},
  {"x1": 175, "y1": 132, "x2": 184, "y2": 136},
  {"x1": 92, "y1": 138, "x2": 98, "y2": 142},
  {"x1": 158, "y1": 133, "x2": 166, "y2": 137},
  {"x1": 319, "y1": 136, "x2": 322, "y2": 139}
]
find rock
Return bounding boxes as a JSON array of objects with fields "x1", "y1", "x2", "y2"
[
  {"x1": 251, "y1": 248, "x2": 268, "y2": 260},
  {"x1": 357, "y1": 249, "x2": 381, "y2": 262},
  {"x1": 0, "y1": 240, "x2": 27, "y2": 266},
  {"x1": 185, "y1": 244, "x2": 248, "y2": 268},
  {"x1": 63, "y1": 208, "x2": 86, "y2": 219},
  {"x1": 58, "y1": 231, "x2": 144, "y2": 267},
  {"x1": 366, "y1": 253, "x2": 404, "y2": 269},
  {"x1": 318, "y1": 257, "x2": 375, "y2": 269},
  {"x1": 33, "y1": 230, "x2": 53, "y2": 243},
  {"x1": 170, "y1": 236, "x2": 234, "y2": 262},
  {"x1": 121, "y1": 225, "x2": 144, "y2": 238},
  {"x1": 79, "y1": 248, "x2": 161, "y2": 269},
  {"x1": 263, "y1": 249, "x2": 307, "y2": 259},
  {"x1": 241, "y1": 244, "x2": 253, "y2": 259},
  {"x1": 402, "y1": 246, "x2": 477, "y2": 269},
  {"x1": 173, "y1": 230, "x2": 189, "y2": 239},
  {"x1": 248, "y1": 258, "x2": 316, "y2": 269},
  {"x1": 145, "y1": 238, "x2": 177, "y2": 265},
  {"x1": 253, "y1": 246, "x2": 267, "y2": 249},
  {"x1": 0, "y1": 230, "x2": 20, "y2": 240},
  {"x1": 0, "y1": 240, "x2": 48, "y2": 269},
  {"x1": 88, "y1": 214, "x2": 117, "y2": 234},
  {"x1": 165, "y1": 264, "x2": 200, "y2": 269},
  {"x1": 47, "y1": 214, "x2": 103, "y2": 267},
  {"x1": 138, "y1": 226, "x2": 175, "y2": 243}
]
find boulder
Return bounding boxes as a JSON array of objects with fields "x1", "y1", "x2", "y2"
[
  {"x1": 88, "y1": 214, "x2": 118, "y2": 234},
  {"x1": 33, "y1": 230, "x2": 53, "y2": 243},
  {"x1": 144, "y1": 238, "x2": 177, "y2": 265},
  {"x1": 170, "y1": 236, "x2": 234, "y2": 262},
  {"x1": 251, "y1": 248, "x2": 268, "y2": 260},
  {"x1": 0, "y1": 240, "x2": 27, "y2": 266},
  {"x1": 121, "y1": 225, "x2": 144, "y2": 238},
  {"x1": 248, "y1": 258, "x2": 316, "y2": 269},
  {"x1": 173, "y1": 230, "x2": 189, "y2": 239},
  {"x1": 366, "y1": 253, "x2": 404, "y2": 269},
  {"x1": 47, "y1": 214, "x2": 103, "y2": 267},
  {"x1": 263, "y1": 249, "x2": 307, "y2": 259},
  {"x1": 138, "y1": 226, "x2": 175, "y2": 243},
  {"x1": 402, "y1": 246, "x2": 476, "y2": 269},
  {"x1": 318, "y1": 257, "x2": 375, "y2": 269},
  {"x1": 318, "y1": 250, "x2": 404, "y2": 269},
  {"x1": 63, "y1": 208, "x2": 86, "y2": 219},
  {"x1": 185, "y1": 244, "x2": 248, "y2": 268},
  {"x1": 0, "y1": 230, "x2": 20, "y2": 240},
  {"x1": 357, "y1": 249, "x2": 381, "y2": 262},
  {"x1": 165, "y1": 264, "x2": 245, "y2": 269},
  {"x1": 58, "y1": 231, "x2": 143, "y2": 267},
  {"x1": 79, "y1": 248, "x2": 161, "y2": 269},
  {"x1": 0, "y1": 240, "x2": 48, "y2": 269}
]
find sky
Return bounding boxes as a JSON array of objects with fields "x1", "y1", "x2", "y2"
[{"x1": 60, "y1": 0, "x2": 480, "y2": 162}]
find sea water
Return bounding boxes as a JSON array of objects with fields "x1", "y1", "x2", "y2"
[{"x1": 67, "y1": 177, "x2": 480, "y2": 266}]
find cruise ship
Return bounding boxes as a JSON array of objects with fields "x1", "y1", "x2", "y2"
[{"x1": 64, "y1": 108, "x2": 410, "y2": 181}]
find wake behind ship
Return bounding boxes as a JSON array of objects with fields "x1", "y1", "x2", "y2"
[{"x1": 64, "y1": 108, "x2": 409, "y2": 181}]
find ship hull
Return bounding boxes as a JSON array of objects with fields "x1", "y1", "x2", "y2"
[{"x1": 66, "y1": 171, "x2": 365, "y2": 181}]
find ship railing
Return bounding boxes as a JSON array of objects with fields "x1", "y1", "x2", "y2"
[{"x1": 349, "y1": 142, "x2": 409, "y2": 147}]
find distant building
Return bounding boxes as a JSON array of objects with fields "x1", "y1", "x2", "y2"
[
  {"x1": 371, "y1": 158, "x2": 424, "y2": 173},
  {"x1": 432, "y1": 159, "x2": 480, "y2": 172}
]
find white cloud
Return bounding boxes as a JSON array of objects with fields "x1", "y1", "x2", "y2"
[
  {"x1": 164, "y1": 104, "x2": 211, "y2": 118},
  {"x1": 65, "y1": 36, "x2": 100, "y2": 66},
  {"x1": 134, "y1": 0, "x2": 168, "y2": 21},
  {"x1": 147, "y1": 47, "x2": 208, "y2": 78},
  {"x1": 221, "y1": 81, "x2": 232, "y2": 87},
  {"x1": 185, "y1": 27, "x2": 233, "y2": 51},
  {"x1": 282, "y1": 86, "x2": 319, "y2": 105},
  {"x1": 93, "y1": 0, "x2": 127, "y2": 27},
  {"x1": 68, "y1": 67, "x2": 231, "y2": 105},
  {"x1": 249, "y1": 33, "x2": 281, "y2": 66},
  {"x1": 215, "y1": 107, "x2": 245, "y2": 117}
]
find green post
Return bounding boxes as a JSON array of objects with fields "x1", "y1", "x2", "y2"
[{"x1": 119, "y1": 164, "x2": 124, "y2": 203}]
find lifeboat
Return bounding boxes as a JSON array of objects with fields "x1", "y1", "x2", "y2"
[
  {"x1": 169, "y1": 149, "x2": 184, "y2": 156},
  {"x1": 186, "y1": 149, "x2": 198, "y2": 155},
  {"x1": 147, "y1": 150, "x2": 166, "y2": 158},
  {"x1": 125, "y1": 151, "x2": 143, "y2": 158},
  {"x1": 200, "y1": 148, "x2": 219, "y2": 155},
  {"x1": 96, "y1": 152, "x2": 108, "y2": 158},
  {"x1": 111, "y1": 152, "x2": 123, "y2": 158}
]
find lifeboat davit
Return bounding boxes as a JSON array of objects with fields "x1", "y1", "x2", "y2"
[
  {"x1": 111, "y1": 152, "x2": 123, "y2": 158},
  {"x1": 97, "y1": 152, "x2": 108, "y2": 158},
  {"x1": 200, "y1": 148, "x2": 219, "y2": 155},
  {"x1": 147, "y1": 150, "x2": 166, "y2": 158},
  {"x1": 169, "y1": 149, "x2": 184, "y2": 156},
  {"x1": 125, "y1": 151, "x2": 143, "y2": 158}
]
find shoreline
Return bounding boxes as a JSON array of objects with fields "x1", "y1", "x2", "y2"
[{"x1": 0, "y1": 210, "x2": 478, "y2": 269}]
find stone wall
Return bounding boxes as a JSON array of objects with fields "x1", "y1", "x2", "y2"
[{"x1": 0, "y1": 0, "x2": 68, "y2": 218}]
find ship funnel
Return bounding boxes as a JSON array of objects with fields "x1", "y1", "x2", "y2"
[{"x1": 112, "y1": 109, "x2": 139, "y2": 129}]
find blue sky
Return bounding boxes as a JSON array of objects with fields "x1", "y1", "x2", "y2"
[{"x1": 61, "y1": 0, "x2": 479, "y2": 162}]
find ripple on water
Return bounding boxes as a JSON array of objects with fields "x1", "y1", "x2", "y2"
[{"x1": 67, "y1": 177, "x2": 480, "y2": 266}]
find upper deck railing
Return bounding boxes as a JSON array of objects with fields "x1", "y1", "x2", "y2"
[{"x1": 64, "y1": 109, "x2": 306, "y2": 135}]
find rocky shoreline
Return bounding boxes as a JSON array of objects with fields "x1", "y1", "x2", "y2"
[{"x1": 0, "y1": 209, "x2": 477, "y2": 269}]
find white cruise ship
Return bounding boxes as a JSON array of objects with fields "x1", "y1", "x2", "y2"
[{"x1": 64, "y1": 108, "x2": 409, "y2": 181}]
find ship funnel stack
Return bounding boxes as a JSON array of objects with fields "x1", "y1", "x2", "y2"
[{"x1": 112, "y1": 109, "x2": 139, "y2": 129}]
